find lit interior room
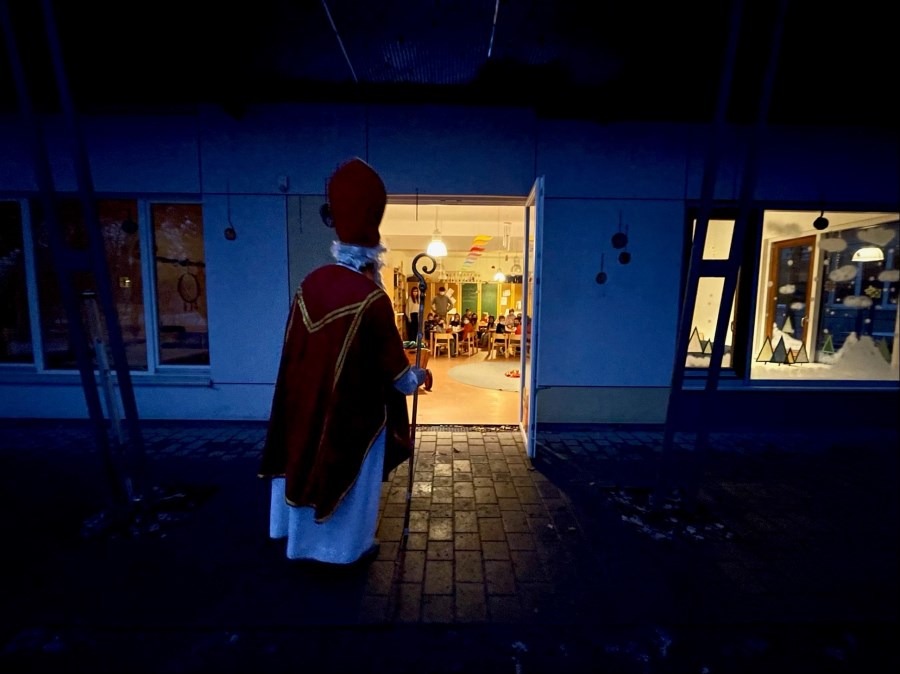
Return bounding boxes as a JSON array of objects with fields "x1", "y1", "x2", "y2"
[{"x1": 379, "y1": 199, "x2": 527, "y2": 426}]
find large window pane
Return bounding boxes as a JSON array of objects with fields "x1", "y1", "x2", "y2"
[
  {"x1": 152, "y1": 204, "x2": 208, "y2": 366},
  {"x1": 752, "y1": 211, "x2": 899, "y2": 380},
  {"x1": 685, "y1": 218, "x2": 738, "y2": 368},
  {"x1": 32, "y1": 198, "x2": 146, "y2": 369},
  {"x1": 0, "y1": 201, "x2": 33, "y2": 363}
]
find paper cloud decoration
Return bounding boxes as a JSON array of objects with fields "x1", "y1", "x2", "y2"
[
  {"x1": 842, "y1": 295, "x2": 873, "y2": 308},
  {"x1": 820, "y1": 238, "x2": 848, "y2": 252},
  {"x1": 857, "y1": 227, "x2": 896, "y2": 246},
  {"x1": 828, "y1": 264, "x2": 859, "y2": 282}
]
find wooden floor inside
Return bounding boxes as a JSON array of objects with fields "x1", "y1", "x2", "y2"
[{"x1": 405, "y1": 344, "x2": 521, "y2": 426}]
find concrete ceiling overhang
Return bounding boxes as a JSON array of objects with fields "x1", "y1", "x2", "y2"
[{"x1": 1, "y1": 0, "x2": 896, "y2": 127}]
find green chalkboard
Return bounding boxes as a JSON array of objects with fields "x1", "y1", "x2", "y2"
[
  {"x1": 481, "y1": 283, "x2": 498, "y2": 318},
  {"x1": 461, "y1": 283, "x2": 478, "y2": 316}
]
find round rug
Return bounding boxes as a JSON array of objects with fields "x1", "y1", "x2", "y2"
[{"x1": 448, "y1": 360, "x2": 520, "y2": 391}]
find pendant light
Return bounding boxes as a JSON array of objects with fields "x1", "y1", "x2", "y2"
[
  {"x1": 426, "y1": 205, "x2": 447, "y2": 257},
  {"x1": 492, "y1": 253, "x2": 505, "y2": 281},
  {"x1": 851, "y1": 246, "x2": 884, "y2": 262}
]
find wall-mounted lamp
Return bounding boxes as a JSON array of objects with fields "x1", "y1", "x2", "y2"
[
  {"x1": 120, "y1": 211, "x2": 137, "y2": 234},
  {"x1": 813, "y1": 210, "x2": 829, "y2": 231},
  {"x1": 851, "y1": 246, "x2": 884, "y2": 262},
  {"x1": 596, "y1": 253, "x2": 608, "y2": 284}
]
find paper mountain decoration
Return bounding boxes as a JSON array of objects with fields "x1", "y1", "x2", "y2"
[
  {"x1": 756, "y1": 337, "x2": 774, "y2": 362},
  {"x1": 461, "y1": 235, "x2": 493, "y2": 267},
  {"x1": 687, "y1": 327, "x2": 705, "y2": 356},
  {"x1": 755, "y1": 336, "x2": 808, "y2": 365},
  {"x1": 781, "y1": 315, "x2": 794, "y2": 335},
  {"x1": 821, "y1": 334, "x2": 835, "y2": 355},
  {"x1": 770, "y1": 336, "x2": 788, "y2": 364},
  {"x1": 792, "y1": 343, "x2": 810, "y2": 363}
]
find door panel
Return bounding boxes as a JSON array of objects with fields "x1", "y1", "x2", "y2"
[
  {"x1": 766, "y1": 235, "x2": 816, "y2": 345},
  {"x1": 521, "y1": 176, "x2": 543, "y2": 459}
]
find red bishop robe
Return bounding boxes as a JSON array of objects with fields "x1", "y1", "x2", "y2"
[{"x1": 258, "y1": 264, "x2": 413, "y2": 522}]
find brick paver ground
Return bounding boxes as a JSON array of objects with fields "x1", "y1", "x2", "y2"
[{"x1": 1, "y1": 419, "x2": 896, "y2": 673}]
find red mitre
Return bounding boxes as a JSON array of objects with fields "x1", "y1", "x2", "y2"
[{"x1": 327, "y1": 157, "x2": 387, "y2": 248}]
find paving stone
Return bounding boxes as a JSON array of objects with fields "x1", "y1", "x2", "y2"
[
  {"x1": 501, "y1": 510, "x2": 529, "y2": 533},
  {"x1": 476, "y1": 504, "x2": 501, "y2": 518},
  {"x1": 453, "y1": 459, "x2": 472, "y2": 473},
  {"x1": 509, "y1": 550, "x2": 546, "y2": 582},
  {"x1": 474, "y1": 487, "x2": 498, "y2": 504},
  {"x1": 427, "y1": 541, "x2": 454, "y2": 560},
  {"x1": 478, "y1": 518, "x2": 506, "y2": 541},
  {"x1": 515, "y1": 485, "x2": 541, "y2": 503},
  {"x1": 421, "y1": 595, "x2": 454, "y2": 623},
  {"x1": 408, "y1": 510, "x2": 430, "y2": 533},
  {"x1": 484, "y1": 560, "x2": 516, "y2": 595},
  {"x1": 454, "y1": 511, "x2": 478, "y2": 533},
  {"x1": 424, "y1": 560, "x2": 453, "y2": 595},
  {"x1": 454, "y1": 582, "x2": 487, "y2": 622},
  {"x1": 428, "y1": 517, "x2": 453, "y2": 541},
  {"x1": 452, "y1": 482, "x2": 475, "y2": 498},
  {"x1": 394, "y1": 583, "x2": 422, "y2": 623},
  {"x1": 400, "y1": 550, "x2": 426, "y2": 583},
  {"x1": 494, "y1": 482, "x2": 518, "y2": 498},
  {"x1": 431, "y1": 486, "x2": 454, "y2": 504},
  {"x1": 377, "y1": 517, "x2": 404, "y2": 542},
  {"x1": 455, "y1": 550, "x2": 484, "y2": 583},
  {"x1": 481, "y1": 540, "x2": 510, "y2": 560},
  {"x1": 454, "y1": 533, "x2": 480, "y2": 550},
  {"x1": 453, "y1": 497, "x2": 476, "y2": 510}
]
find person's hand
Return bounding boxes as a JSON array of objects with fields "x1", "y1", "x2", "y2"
[{"x1": 411, "y1": 367, "x2": 427, "y2": 386}]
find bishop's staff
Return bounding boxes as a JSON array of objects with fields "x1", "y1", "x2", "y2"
[{"x1": 402, "y1": 252, "x2": 435, "y2": 547}]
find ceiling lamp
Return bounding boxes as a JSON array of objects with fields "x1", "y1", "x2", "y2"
[
  {"x1": 426, "y1": 236, "x2": 447, "y2": 258},
  {"x1": 493, "y1": 252, "x2": 506, "y2": 281},
  {"x1": 851, "y1": 246, "x2": 884, "y2": 262},
  {"x1": 426, "y1": 206, "x2": 448, "y2": 257}
]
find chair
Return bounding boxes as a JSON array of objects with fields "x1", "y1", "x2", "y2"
[
  {"x1": 431, "y1": 331, "x2": 454, "y2": 358},
  {"x1": 507, "y1": 333, "x2": 522, "y2": 358},
  {"x1": 460, "y1": 330, "x2": 477, "y2": 356},
  {"x1": 486, "y1": 332, "x2": 509, "y2": 360}
]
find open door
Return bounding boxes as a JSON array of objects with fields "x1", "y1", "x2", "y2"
[
  {"x1": 520, "y1": 176, "x2": 544, "y2": 458},
  {"x1": 765, "y1": 235, "x2": 816, "y2": 345}
]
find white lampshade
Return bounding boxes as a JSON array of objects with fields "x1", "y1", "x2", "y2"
[
  {"x1": 493, "y1": 269, "x2": 505, "y2": 282},
  {"x1": 426, "y1": 237, "x2": 448, "y2": 257},
  {"x1": 851, "y1": 246, "x2": 884, "y2": 262}
]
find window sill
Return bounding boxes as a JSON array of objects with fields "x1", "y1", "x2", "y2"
[{"x1": 0, "y1": 368, "x2": 212, "y2": 387}]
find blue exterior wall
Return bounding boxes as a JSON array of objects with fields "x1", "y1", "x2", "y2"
[{"x1": 0, "y1": 103, "x2": 897, "y2": 423}]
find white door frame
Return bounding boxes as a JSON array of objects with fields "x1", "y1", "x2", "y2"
[{"x1": 520, "y1": 176, "x2": 544, "y2": 458}]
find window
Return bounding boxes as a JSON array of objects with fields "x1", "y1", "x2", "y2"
[
  {"x1": 32, "y1": 198, "x2": 147, "y2": 369},
  {"x1": 0, "y1": 197, "x2": 207, "y2": 373},
  {"x1": 685, "y1": 217, "x2": 740, "y2": 369},
  {"x1": 0, "y1": 201, "x2": 32, "y2": 364},
  {"x1": 152, "y1": 204, "x2": 209, "y2": 366},
  {"x1": 751, "y1": 211, "x2": 898, "y2": 381}
]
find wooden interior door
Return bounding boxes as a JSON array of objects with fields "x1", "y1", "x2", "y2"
[{"x1": 766, "y1": 235, "x2": 816, "y2": 343}]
